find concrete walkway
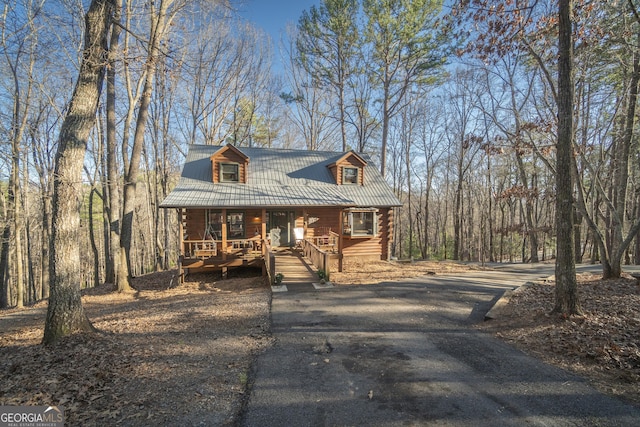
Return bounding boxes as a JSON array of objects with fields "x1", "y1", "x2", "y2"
[{"x1": 242, "y1": 265, "x2": 640, "y2": 426}]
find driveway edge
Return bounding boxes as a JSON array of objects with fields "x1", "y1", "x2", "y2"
[{"x1": 484, "y1": 282, "x2": 532, "y2": 320}]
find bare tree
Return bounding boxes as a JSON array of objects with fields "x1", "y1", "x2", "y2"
[
  {"x1": 416, "y1": 97, "x2": 446, "y2": 259},
  {"x1": 552, "y1": 0, "x2": 580, "y2": 315},
  {"x1": 43, "y1": 0, "x2": 115, "y2": 345},
  {"x1": 104, "y1": 0, "x2": 123, "y2": 285},
  {"x1": 478, "y1": 56, "x2": 544, "y2": 262},
  {"x1": 117, "y1": 0, "x2": 189, "y2": 291},
  {"x1": 345, "y1": 50, "x2": 380, "y2": 153},
  {"x1": 0, "y1": 0, "x2": 55, "y2": 308},
  {"x1": 444, "y1": 70, "x2": 484, "y2": 260},
  {"x1": 281, "y1": 27, "x2": 339, "y2": 151},
  {"x1": 363, "y1": 0, "x2": 449, "y2": 177},
  {"x1": 296, "y1": 0, "x2": 360, "y2": 152}
]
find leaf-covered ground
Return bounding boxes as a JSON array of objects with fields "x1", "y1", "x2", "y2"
[
  {"x1": 0, "y1": 271, "x2": 272, "y2": 426},
  {"x1": 1, "y1": 264, "x2": 638, "y2": 426},
  {"x1": 479, "y1": 273, "x2": 640, "y2": 406},
  {"x1": 330, "y1": 258, "x2": 487, "y2": 284}
]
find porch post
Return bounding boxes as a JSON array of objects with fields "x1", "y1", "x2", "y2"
[
  {"x1": 386, "y1": 208, "x2": 393, "y2": 261},
  {"x1": 338, "y1": 209, "x2": 343, "y2": 272},
  {"x1": 221, "y1": 208, "x2": 228, "y2": 259},
  {"x1": 302, "y1": 208, "x2": 308, "y2": 238},
  {"x1": 178, "y1": 208, "x2": 184, "y2": 283},
  {"x1": 261, "y1": 208, "x2": 268, "y2": 278},
  {"x1": 221, "y1": 208, "x2": 228, "y2": 279}
]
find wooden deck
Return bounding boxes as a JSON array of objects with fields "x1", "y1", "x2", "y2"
[
  {"x1": 272, "y1": 249, "x2": 319, "y2": 284},
  {"x1": 181, "y1": 254, "x2": 263, "y2": 270},
  {"x1": 180, "y1": 239, "x2": 264, "y2": 277},
  {"x1": 180, "y1": 245, "x2": 324, "y2": 285},
  {"x1": 179, "y1": 229, "x2": 345, "y2": 285}
]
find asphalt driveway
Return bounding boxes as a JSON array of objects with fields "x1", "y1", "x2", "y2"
[{"x1": 241, "y1": 265, "x2": 640, "y2": 426}]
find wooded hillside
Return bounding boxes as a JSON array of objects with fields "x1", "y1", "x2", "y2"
[{"x1": 1, "y1": 0, "x2": 639, "y2": 309}]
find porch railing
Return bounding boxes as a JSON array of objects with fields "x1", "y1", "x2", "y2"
[
  {"x1": 302, "y1": 239, "x2": 331, "y2": 280},
  {"x1": 184, "y1": 238, "x2": 263, "y2": 258},
  {"x1": 311, "y1": 231, "x2": 339, "y2": 252},
  {"x1": 184, "y1": 239, "x2": 217, "y2": 258},
  {"x1": 263, "y1": 239, "x2": 276, "y2": 284}
]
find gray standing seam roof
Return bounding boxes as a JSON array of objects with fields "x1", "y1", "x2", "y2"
[{"x1": 159, "y1": 144, "x2": 402, "y2": 209}]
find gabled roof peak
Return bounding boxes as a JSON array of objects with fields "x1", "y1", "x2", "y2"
[
  {"x1": 210, "y1": 143, "x2": 249, "y2": 161},
  {"x1": 327, "y1": 150, "x2": 367, "y2": 168}
]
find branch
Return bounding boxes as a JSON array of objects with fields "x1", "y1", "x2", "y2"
[{"x1": 629, "y1": 0, "x2": 640, "y2": 26}]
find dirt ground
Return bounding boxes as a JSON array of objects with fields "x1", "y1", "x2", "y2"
[
  {"x1": 329, "y1": 258, "x2": 489, "y2": 284},
  {"x1": 478, "y1": 272, "x2": 640, "y2": 407},
  {"x1": 1, "y1": 261, "x2": 639, "y2": 426},
  {"x1": 0, "y1": 269, "x2": 273, "y2": 426}
]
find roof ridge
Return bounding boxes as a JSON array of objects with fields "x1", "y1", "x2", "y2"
[{"x1": 188, "y1": 143, "x2": 372, "y2": 157}]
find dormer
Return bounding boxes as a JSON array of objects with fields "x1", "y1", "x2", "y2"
[
  {"x1": 210, "y1": 144, "x2": 249, "y2": 183},
  {"x1": 327, "y1": 151, "x2": 367, "y2": 185}
]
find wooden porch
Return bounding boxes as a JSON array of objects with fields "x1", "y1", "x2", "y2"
[
  {"x1": 180, "y1": 237, "x2": 266, "y2": 277},
  {"x1": 176, "y1": 206, "x2": 392, "y2": 283},
  {"x1": 179, "y1": 234, "x2": 340, "y2": 285}
]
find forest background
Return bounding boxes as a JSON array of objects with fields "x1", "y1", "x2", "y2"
[{"x1": 1, "y1": 0, "x2": 640, "y2": 309}]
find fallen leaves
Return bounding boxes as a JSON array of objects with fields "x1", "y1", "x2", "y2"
[
  {"x1": 0, "y1": 271, "x2": 272, "y2": 426},
  {"x1": 3, "y1": 264, "x2": 638, "y2": 424},
  {"x1": 331, "y1": 259, "x2": 482, "y2": 285},
  {"x1": 480, "y1": 272, "x2": 640, "y2": 405}
]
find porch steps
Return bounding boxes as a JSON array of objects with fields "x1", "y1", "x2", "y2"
[{"x1": 273, "y1": 250, "x2": 318, "y2": 284}]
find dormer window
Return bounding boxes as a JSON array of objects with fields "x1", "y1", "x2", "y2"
[
  {"x1": 210, "y1": 144, "x2": 249, "y2": 183},
  {"x1": 343, "y1": 167, "x2": 359, "y2": 185},
  {"x1": 220, "y1": 163, "x2": 239, "y2": 182},
  {"x1": 328, "y1": 151, "x2": 367, "y2": 185}
]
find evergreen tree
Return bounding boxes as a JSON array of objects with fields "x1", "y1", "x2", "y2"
[{"x1": 297, "y1": 0, "x2": 360, "y2": 152}]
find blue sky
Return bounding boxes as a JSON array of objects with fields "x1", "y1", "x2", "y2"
[{"x1": 238, "y1": 0, "x2": 320, "y2": 43}]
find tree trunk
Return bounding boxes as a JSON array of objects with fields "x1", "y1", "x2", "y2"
[
  {"x1": 89, "y1": 188, "x2": 101, "y2": 287},
  {"x1": 485, "y1": 152, "x2": 494, "y2": 262},
  {"x1": 574, "y1": 209, "x2": 583, "y2": 263},
  {"x1": 512, "y1": 136, "x2": 539, "y2": 262},
  {"x1": 380, "y1": 78, "x2": 390, "y2": 177},
  {"x1": 119, "y1": 0, "x2": 170, "y2": 290},
  {"x1": 25, "y1": 177, "x2": 37, "y2": 304},
  {"x1": 453, "y1": 157, "x2": 464, "y2": 261},
  {"x1": 635, "y1": 191, "x2": 640, "y2": 265},
  {"x1": 43, "y1": 0, "x2": 114, "y2": 345},
  {"x1": 9, "y1": 147, "x2": 24, "y2": 308},
  {"x1": 552, "y1": 0, "x2": 581, "y2": 316},
  {"x1": 105, "y1": 0, "x2": 122, "y2": 287},
  {"x1": 424, "y1": 178, "x2": 431, "y2": 259},
  {"x1": 0, "y1": 223, "x2": 9, "y2": 308},
  {"x1": 339, "y1": 83, "x2": 347, "y2": 152},
  {"x1": 41, "y1": 179, "x2": 52, "y2": 301},
  {"x1": 606, "y1": 29, "x2": 640, "y2": 278},
  {"x1": 32, "y1": 135, "x2": 52, "y2": 301}
]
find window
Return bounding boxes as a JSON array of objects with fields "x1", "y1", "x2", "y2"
[
  {"x1": 220, "y1": 163, "x2": 239, "y2": 182},
  {"x1": 343, "y1": 167, "x2": 358, "y2": 184},
  {"x1": 227, "y1": 212, "x2": 245, "y2": 238},
  {"x1": 342, "y1": 209, "x2": 378, "y2": 237},
  {"x1": 205, "y1": 210, "x2": 223, "y2": 240},
  {"x1": 205, "y1": 210, "x2": 245, "y2": 239}
]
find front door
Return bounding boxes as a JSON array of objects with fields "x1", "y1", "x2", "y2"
[{"x1": 268, "y1": 211, "x2": 294, "y2": 247}]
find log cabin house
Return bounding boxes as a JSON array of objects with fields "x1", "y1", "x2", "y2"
[{"x1": 160, "y1": 144, "x2": 402, "y2": 282}]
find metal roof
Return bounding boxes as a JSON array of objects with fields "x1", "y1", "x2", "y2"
[{"x1": 160, "y1": 144, "x2": 402, "y2": 209}]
